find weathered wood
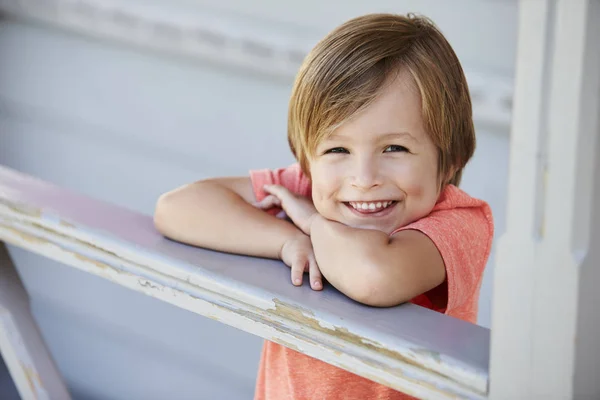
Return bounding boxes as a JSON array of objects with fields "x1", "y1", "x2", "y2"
[
  {"x1": 490, "y1": 0, "x2": 600, "y2": 398},
  {"x1": 0, "y1": 165, "x2": 489, "y2": 399},
  {"x1": 0, "y1": 243, "x2": 71, "y2": 400}
]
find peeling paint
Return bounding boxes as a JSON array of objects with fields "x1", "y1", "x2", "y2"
[
  {"x1": 59, "y1": 220, "x2": 75, "y2": 229},
  {"x1": 0, "y1": 200, "x2": 42, "y2": 219},
  {"x1": 411, "y1": 347, "x2": 443, "y2": 363},
  {"x1": 315, "y1": 318, "x2": 337, "y2": 330},
  {"x1": 73, "y1": 253, "x2": 111, "y2": 271},
  {"x1": 138, "y1": 279, "x2": 162, "y2": 291},
  {"x1": 21, "y1": 362, "x2": 38, "y2": 398},
  {"x1": 28, "y1": 220, "x2": 123, "y2": 260},
  {"x1": 269, "y1": 298, "x2": 479, "y2": 394},
  {"x1": 275, "y1": 339, "x2": 302, "y2": 354},
  {"x1": 271, "y1": 298, "x2": 413, "y2": 363},
  {"x1": 2, "y1": 226, "x2": 48, "y2": 246},
  {"x1": 22, "y1": 363, "x2": 43, "y2": 398},
  {"x1": 1, "y1": 210, "x2": 155, "y2": 280}
]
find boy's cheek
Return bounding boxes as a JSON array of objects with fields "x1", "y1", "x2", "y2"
[{"x1": 401, "y1": 175, "x2": 436, "y2": 198}]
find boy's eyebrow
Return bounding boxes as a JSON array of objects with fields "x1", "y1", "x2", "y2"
[
  {"x1": 378, "y1": 132, "x2": 419, "y2": 142},
  {"x1": 325, "y1": 131, "x2": 418, "y2": 142}
]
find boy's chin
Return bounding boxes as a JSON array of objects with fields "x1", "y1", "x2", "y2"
[{"x1": 339, "y1": 220, "x2": 394, "y2": 235}]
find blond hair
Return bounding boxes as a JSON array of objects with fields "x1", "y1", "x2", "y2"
[{"x1": 287, "y1": 13, "x2": 475, "y2": 186}]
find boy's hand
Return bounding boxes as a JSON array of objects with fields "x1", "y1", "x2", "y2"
[
  {"x1": 279, "y1": 233, "x2": 323, "y2": 290},
  {"x1": 252, "y1": 194, "x2": 287, "y2": 219},
  {"x1": 263, "y1": 185, "x2": 318, "y2": 234}
]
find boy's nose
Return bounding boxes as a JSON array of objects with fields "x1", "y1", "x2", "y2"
[{"x1": 350, "y1": 160, "x2": 382, "y2": 190}]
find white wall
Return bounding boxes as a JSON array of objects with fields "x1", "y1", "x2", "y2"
[
  {"x1": 190, "y1": 0, "x2": 518, "y2": 75},
  {"x1": 0, "y1": 1, "x2": 516, "y2": 398}
]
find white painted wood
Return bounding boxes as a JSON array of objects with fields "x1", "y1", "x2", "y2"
[
  {"x1": 0, "y1": 0, "x2": 514, "y2": 131},
  {"x1": 531, "y1": 0, "x2": 600, "y2": 397},
  {"x1": 0, "y1": 243, "x2": 71, "y2": 400},
  {"x1": 573, "y1": 85, "x2": 600, "y2": 398},
  {"x1": 489, "y1": 1, "x2": 554, "y2": 397},
  {"x1": 490, "y1": 0, "x2": 600, "y2": 398},
  {"x1": 0, "y1": 165, "x2": 490, "y2": 399}
]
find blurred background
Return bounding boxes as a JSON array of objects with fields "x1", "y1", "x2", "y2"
[{"x1": 0, "y1": 0, "x2": 516, "y2": 398}]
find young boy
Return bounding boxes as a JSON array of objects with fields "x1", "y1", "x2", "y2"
[{"x1": 154, "y1": 13, "x2": 494, "y2": 400}]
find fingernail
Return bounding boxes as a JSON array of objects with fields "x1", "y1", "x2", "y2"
[
  {"x1": 294, "y1": 278, "x2": 301, "y2": 285},
  {"x1": 313, "y1": 281, "x2": 321, "y2": 288}
]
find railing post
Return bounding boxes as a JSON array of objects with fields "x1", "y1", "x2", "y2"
[
  {"x1": 0, "y1": 243, "x2": 71, "y2": 400},
  {"x1": 490, "y1": 0, "x2": 600, "y2": 398}
]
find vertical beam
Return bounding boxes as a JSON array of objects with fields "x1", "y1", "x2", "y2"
[
  {"x1": 573, "y1": 85, "x2": 600, "y2": 399},
  {"x1": 489, "y1": 0, "x2": 554, "y2": 397},
  {"x1": 491, "y1": 0, "x2": 600, "y2": 398},
  {"x1": 534, "y1": 0, "x2": 600, "y2": 397},
  {"x1": 0, "y1": 243, "x2": 71, "y2": 400}
]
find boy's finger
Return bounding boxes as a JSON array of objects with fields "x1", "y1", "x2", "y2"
[
  {"x1": 264, "y1": 184, "x2": 292, "y2": 200},
  {"x1": 291, "y1": 258, "x2": 306, "y2": 286},
  {"x1": 253, "y1": 195, "x2": 281, "y2": 209},
  {"x1": 264, "y1": 195, "x2": 281, "y2": 207},
  {"x1": 308, "y1": 257, "x2": 323, "y2": 291}
]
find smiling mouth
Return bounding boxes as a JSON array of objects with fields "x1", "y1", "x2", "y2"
[{"x1": 344, "y1": 200, "x2": 398, "y2": 215}]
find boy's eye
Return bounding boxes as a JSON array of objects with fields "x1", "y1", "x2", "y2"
[
  {"x1": 384, "y1": 145, "x2": 409, "y2": 153},
  {"x1": 324, "y1": 147, "x2": 349, "y2": 154}
]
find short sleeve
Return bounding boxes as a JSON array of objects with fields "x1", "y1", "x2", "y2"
[
  {"x1": 249, "y1": 163, "x2": 312, "y2": 202},
  {"x1": 394, "y1": 188, "x2": 494, "y2": 322}
]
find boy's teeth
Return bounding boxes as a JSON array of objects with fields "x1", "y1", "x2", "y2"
[{"x1": 349, "y1": 201, "x2": 393, "y2": 212}]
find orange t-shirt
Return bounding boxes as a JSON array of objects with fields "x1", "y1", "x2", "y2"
[{"x1": 250, "y1": 163, "x2": 494, "y2": 400}]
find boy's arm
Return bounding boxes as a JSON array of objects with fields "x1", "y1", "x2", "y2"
[
  {"x1": 154, "y1": 177, "x2": 303, "y2": 259},
  {"x1": 261, "y1": 184, "x2": 446, "y2": 307},
  {"x1": 310, "y1": 216, "x2": 446, "y2": 307}
]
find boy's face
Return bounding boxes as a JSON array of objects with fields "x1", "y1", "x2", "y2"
[{"x1": 309, "y1": 70, "x2": 441, "y2": 235}]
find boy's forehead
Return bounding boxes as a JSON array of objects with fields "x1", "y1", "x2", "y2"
[{"x1": 321, "y1": 81, "x2": 424, "y2": 141}]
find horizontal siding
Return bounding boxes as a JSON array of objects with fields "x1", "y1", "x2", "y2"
[{"x1": 0, "y1": 20, "x2": 297, "y2": 202}]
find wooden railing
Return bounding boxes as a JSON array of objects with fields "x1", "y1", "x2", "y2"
[{"x1": 0, "y1": 165, "x2": 490, "y2": 399}]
